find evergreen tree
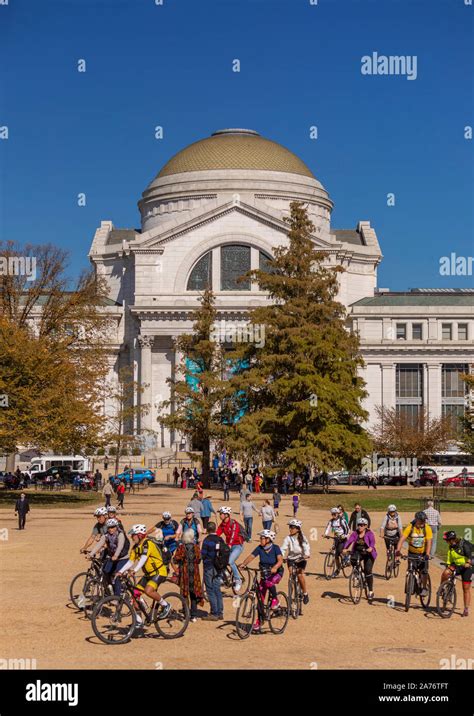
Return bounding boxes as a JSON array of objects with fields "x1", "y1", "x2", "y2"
[{"x1": 227, "y1": 201, "x2": 371, "y2": 473}]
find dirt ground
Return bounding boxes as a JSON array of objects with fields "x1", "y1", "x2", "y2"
[{"x1": 0, "y1": 486, "x2": 472, "y2": 670}]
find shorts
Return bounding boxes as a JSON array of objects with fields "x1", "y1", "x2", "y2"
[
  {"x1": 136, "y1": 574, "x2": 167, "y2": 592},
  {"x1": 454, "y1": 565, "x2": 473, "y2": 583},
  {"x1": 288, "y1": 559, "x2": 307, "y2": 571}
]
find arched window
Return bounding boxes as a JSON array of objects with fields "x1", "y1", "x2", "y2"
[
  {"x1": 221, "y1": 245, "x2": 251, "y2": 291},
  {"x1": 187, "y1": 252, "x2": 212, "y2": 290},
  {"x1": 259, "y1": 250, "x2": 273, "y2": 272}
]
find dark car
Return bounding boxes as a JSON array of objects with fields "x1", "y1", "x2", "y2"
[
  {"x1": 34, "y1": 465, "x2": 73, "y2": 483},
  {"x1": 327, "y1": 471, "x2": 370, "y2": 486},
  {"x1": 413, "y1": 468, "x2": 438, "y2": 487},
  {"x1": 378, "y1": 473, "x2": 408, "y2": 487}
]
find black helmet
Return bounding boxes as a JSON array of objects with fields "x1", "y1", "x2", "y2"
[
  {"x1": 414, "y1": 511, "x2": 426, "y2": 522},
  {"x1": 443, "y1": 530, "x2": 457, "y2": 541}
]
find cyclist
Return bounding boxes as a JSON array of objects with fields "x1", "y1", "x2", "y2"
[
  {"x1": 216, "y1": 506, "x2": 245, "y2": 592},
  {"x1": 149, "y1": 511, "x2": 179, "y2": 554},
  {"x1": 281, "y1": 519, "x2": 310, "y2": 604},
  {"x1": 440, "y1": 530, "x2": 472, "y2": 617},
  {"x1": 175, "y1": 507, "x2": 203, "y2": 544},
  {"x1": 343, "y1": 517, "x2": 377, "y2": 602},
  {"x1": 80, "y1": 507, "x2": 108, "y2": 553},
  {"x1": 396, "y1": 511, "x2": 432, "y2": 598},
  {"x1": 118, "y1": 524, "x2": 171, "y2": 618},
  {"x1": 380, "y1": 504, "x2": 403, "y2": 555},
  {"x1": 87, "y1": 518, "x2": 130, "y2": 594},
  {"x1": 106, "y1": 505, "x2": 124, "y2": 531},
  {"x1": 324, "y1": 507, "x2": 349, "y2": 577},
  {"x1": 239, "y1": 529, "x2": 284, "y2": 632}
]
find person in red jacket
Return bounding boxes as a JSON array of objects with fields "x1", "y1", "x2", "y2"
[{"x1": 216, "y1": 506, "x2": 244, "y2": 592}]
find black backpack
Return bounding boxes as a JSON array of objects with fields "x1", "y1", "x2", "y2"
[
  {"x1": 148, "y1": 537, "x2": 172, "y2": 566},
  {"x1": 213, "y1": 538, "x2": 231, "y2": 572}
]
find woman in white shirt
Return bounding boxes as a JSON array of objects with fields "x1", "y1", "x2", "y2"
[{"x1": 281, "y1": 519, "x2": 311, "y2": 604}]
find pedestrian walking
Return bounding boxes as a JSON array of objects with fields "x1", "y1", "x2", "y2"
[
  {"x1": 423, "y1": 499, "x2": 442, "y2": 557},
  {"x1": 15, "y1": 492, "x2": 30, "y2": 530},
  {"x1": 172, "y1": 529, "x2": 205, "y2": 622},
  {"x1": 292, "y1": 493, "x2": 300, "y2": 517},
  {"x1": 272, "y1": 487, "x2": 281, "y2": 516},
  {"x1": 240, "y1": 493, "x2": 258, "y2": 542},
  {"x1": 260, "y1": 500, "x2": 276, "y2": 530},
  {"x1": 201, "y1": 522, "x2": 225, "y2": 621},
  {"x1": 200, "y1": 494, "x2": 216, "y2": 530},
  {"x1": 116, "y1": 480, "x2": 126, "y2": 509},
  {"x1": 102, "y1": 480, "x2": 114, "y2": 508},
  {"x1": 223, "y1": 475, "x2": 230, "y2": 501}
]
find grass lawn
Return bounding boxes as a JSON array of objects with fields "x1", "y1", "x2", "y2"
[
  {"x1": 0, "y1": 488, "x2": 101, "y2": 509},
  {"x1": 301, "y1": 488, "x2": 474, "y2": 514}
]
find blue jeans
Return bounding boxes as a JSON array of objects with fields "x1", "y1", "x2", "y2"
[
  {"x1": 204, "y1": 565, "x2": 223, "y2": 616},
  {"x1": 229, "y1": 544, "x2": 243, "y2": 582},
  {"x1": 103, "y1": 557, "x2": 128, "y2": 595},
  {"x1": 263, "y1": 520, "x2": 272, "y2": 530},
  {"x1": 244, "y1": 517, "x2": 253, "y2": 541}
]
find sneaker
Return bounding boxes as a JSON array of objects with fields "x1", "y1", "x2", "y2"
[
  {"x1": 270, "y1": 598, "x2": 280, "y2": 610},
  {"x1": 202, "y1": 614, "x2": 219, "y2": 621},
  {"x1": 190, "y1": 617, "x2": 198, "y2": 623},
  {"x1": 135, "y1": 613, "x2": 144, "y2": 626},
  {"x1": 233, "y1": 580, "x2": 242, "y2": 593},
  {"x1": 332, "y1": 569, "x2": 340, "y2": 578},
  {"x1": 252, "y1": 619, "x2": 261, "y2": 632},
  {"x1": 303, "y1": 593, "x2": 309, "y2": 605},
  {"x1": 462, "y1": 608, "x2": 469, "y2": 618},
  {"x1": 368, "y1": 591, "x2": 374, "y2": 602},
  {"x1": 217, "y1": 613, "x2": 224, "y2": 620},
  {"x1": 421, "y1": 588, "x2": 429, "y2": 598},
  {"x1": 157, "y1": 602, "x2": 171, "y2": 620}
]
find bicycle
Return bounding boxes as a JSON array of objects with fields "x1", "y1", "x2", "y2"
[
  {"x1": 347, "y1": 552, "x2": 371, "y2": 604},
  {"x1": 235, "y1": 567, "x2": 289, "y2": 639},
  {"x1": 91, "y1": 574, "x2": 190, "y2": 644},
  {"x1": 323, "y1": 536, "x2": 351, "y2": 580},
  {"x1": 402, "y1": 555, "x2": 431, "y2": 612},
  {"x1": 436, "y1": 563, "x2": 457, "y2": 618},
  {"x1": 219, "y1": 563, "x2": 250, "y2": 597},
  {"x1": 287, "y1": 560, "x2": 304, "y2": 619},
  {"x1": 69, "y1": 557, "x2": 110, "y2": 614},
  {"x1": 384, "y1": 539, "x2": 401, "y2": 581}
]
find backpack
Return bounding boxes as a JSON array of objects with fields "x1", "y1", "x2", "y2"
[
  {"x1": 180, "y1": 517, "x2": 200, "y2": 542},
  {"x1": 231, "y1": 519, "x2": 249, "y2": 543},
  {"x1": 213, "y1": 538, "x2": 231, "y2": 572},
  {"x1": 147, "y1": 537, "x2": 172, "y2": 566}
]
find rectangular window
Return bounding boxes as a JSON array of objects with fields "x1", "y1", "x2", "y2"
[
  {"x1": 442, "y1": 404, "x2": 465, "y2": 435},
  {"x1": 442, "y1": 364, "x2": 468, "y2": 398},
  {"x1": 412, "y1": 323, "x2": 423, "y2": 340},
  {"x1": 458, "y1": 323, "x2": 468, "y2": 341},
  {"x1": 396, "y1": 364, "x2": 423, "y2": 399},
  {"x1": 396, "y1": 404, "x2": 420, "y2": 427},
  {"x1": 221, "y1": 245, "x2": 251, "y2": 291},
  {"x1": 442, "y1": 323, "x2": 452, "y2": 341},
  {"x1": 396, "y1": 323, "x2": 407, "y2": 340}
]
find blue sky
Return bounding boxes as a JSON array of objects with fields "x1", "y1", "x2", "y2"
[{"x1": 1, "y1": 0, "x2": 473, "y2": 290}]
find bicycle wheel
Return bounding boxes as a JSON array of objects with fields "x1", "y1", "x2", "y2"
[
  {"x1": 405, "y1": 573, "x2": 413, "y2": 612},
  {"x1": 83, "y1": 577, "x2": 107, "y2": 619},
  {"x1": 341, "y1": 555, "x2": 351, "y2": 579},
  {"x1": 235, "y1": 593, "x2": 256, "y2": 639},
  {"x1": 436, "y1": 581, "x2": 457, "y2": 618},
  {"x1": 288, "y1": 578, "x2": 298, "y2": 619},
  {"x1": 349, "y1": 569, "x2": 362, "y2": 604},
  {"x1": 324, "y1": 550, "x2": 335, "y2": 580},
  {"x1": 384, "y1": 557, "x2": 393, "y2": 581},
  {"x1": 236, "y1": 566, "x2": 251, "y2": 597},
  {"x1": 154, "y1": 592, "x2": 190, "y2": 639},
  {"x1": 393, "y1": 558, "x2": 400, "y2": 578},
  {"x1": 69, "y1": 571, "x2": 90, "y2": 609},
  {"x1": 91, "y1": 595, "x2": 137, "y2": 644},
  {"x1": 268, "y1": 591, "x2": 289, "y2": 634},
  {"x1": 420, "y1": 573, "x2": 431, "y2": 609}
]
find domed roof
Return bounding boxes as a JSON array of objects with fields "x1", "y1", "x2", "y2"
[{"x1": 155, "y1": 129, "x2": 314, "y2": 179}]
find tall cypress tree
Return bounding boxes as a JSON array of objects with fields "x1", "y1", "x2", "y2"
[{"x1": 227, "y1": 201, "x2": 371, "y2": 472}]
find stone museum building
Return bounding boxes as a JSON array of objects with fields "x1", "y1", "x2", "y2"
[{"x1": 88, "y1": 128, "x2": 473, "y2": 452}]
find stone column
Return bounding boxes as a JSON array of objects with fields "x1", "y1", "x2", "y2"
[
  {"x1": 381, "y1": 363, "x2": 396, "y2": 411},
  {"x1": 138, "y1": 335, "x2": 154, "y2": 432},
  {"x1": 427, "y1": 364, "x2": 442, "y2": 419}
]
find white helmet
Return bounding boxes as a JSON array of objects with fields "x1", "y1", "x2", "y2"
[
  {"x1": 218, "y1": 506, "x2": 232, "y2": 515},
  {"x1": 94, "y1": 507, "x2": 108, "y2": 517},
  {"x1": 356, "y1": 518, "x2": 369, "y2": 527},
  {"x1": 162, "y1": 511, "x2": 172, "y2": 519},
  {"x1": 288, "y1": 519, "x2": 302, "y2": 528},
  {"x1": 330, "y1": 507, "x2": 339, "y2": 515},
  {"x1": 258, "y1": 529, "x2": 276, "y2": 541},
  {"x1": 106, "y1": 518, "x2": 119, "y2": 528},
  {"x1": 106, "y1": 505, "x2": 117, "y2": 513},
  {"x1": 388, "y1": 504, "x2": 397, "y2": 513},
  {"x1": 184, "y1": 507, "x2": 195, "y2": 514},
  {"x1": 128, "y1": 523, "x2": 147, "y2": 536}
]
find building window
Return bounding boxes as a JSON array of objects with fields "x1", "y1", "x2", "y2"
[
  {"x1": 221, "y1": 245, "x2": 251, "y2": 291},
  {"x1": 412, "y1": 323, "x2": 423, "y2": 340},
  {"x1": 441, "y1": 323, "x2": 452, "y2": 341},
  {"x1": 396, "y1": 404, "x2": 420, "y2": 426},
  {"x1": 396, "y1": 364, "x2": 423, "y2": 399},
  {"x1": 187, "y1": 252, "x2": 212, "y2": 290},
  {"x1": 442, "y1": 364, "x2": 468, "y2": 399},
  {"x1": 458, "y1": 323, "x2": 468, "y2": 341},
  {"x1": 396, "y1": 323, "x2": 407, "y2": 340},
  {"x1": 259, "y1": 250, "x2": 274, "y2": 273}
]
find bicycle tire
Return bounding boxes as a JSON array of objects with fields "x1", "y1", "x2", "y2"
[
  {"x1": 288, "y1": 577, "x2": 298, "y2": 619},
  {"x1": 384, "y1": 558, "x2": 393, "y2": 581},
  {"x1": 324, "y1": 550, "x2": 335, "y2": 580},
  {"x1": 91, "y1": 594, "x2": 137, "y2": 645},
  {"x1": 268, "y1": 591, "x2": 289, "y2": 635},
  {"x1": 154, "y1": 592, "x2": 190, "y2": 639},
  {"x1": 436, "y1": 580, "x2": 456, "y2": 618},
  {"x1": 235, "y1": 593, "x2": 256, "y2": 639},
  {"x1": 341, "y1": 556, "x2": 351, "y2": 579},
  {"x1": 69, "y1": 571, "x2": 90, "y2": 609},
  {"x1": 349, "y1": 569, "x2": 362, "y2": 604},
  {"x1": 420, "y1": 573, "x2": 431, "y2": 609},
  {"x1": 405, "y1": 573, "x2": 413, "y2": 612},
  {"x1": 394, "y1": 559, "x2": 400, "y2": 578}
]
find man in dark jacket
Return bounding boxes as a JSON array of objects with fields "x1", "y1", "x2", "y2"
[
  {"x1": 15, "y1": 493, "x2": 30, "y2": 530},
  {"x1": 200, "y1": 522, "x2": 225, "y2": 621},
  {"x1": 349, "y1": 503, "x2": 371, "y2": 531}
]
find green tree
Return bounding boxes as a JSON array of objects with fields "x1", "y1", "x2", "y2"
[
  {"x1": 459, "y1": 373, "x2": 474, "y2": 454},
  {"x1": 227, "y1": 201, "x2": 371, "y2": 473}
]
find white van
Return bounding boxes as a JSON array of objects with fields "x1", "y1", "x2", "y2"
[{"x1": 28, "y1": 455, "x2": 90, "y2": 477}]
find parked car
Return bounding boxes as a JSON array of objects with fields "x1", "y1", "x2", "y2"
[
  {"x1": 443, "y1": 472, "x2": 474, "y2": 487},
  {"x1": 327, "y1": 471, "x2": 369, "y2": 486},
  {"x1": 113, "y1": 468, "x2": 155, "y2": 487},
  {"x1": 33, "y1": 465, "x2": 73, "y2": 483},
  {"x1": 413, "y1": 468, "x2": 438, "y2": 487},
  {"x1": 378, "y1": 474, "x2": 408, "y2": 487}
]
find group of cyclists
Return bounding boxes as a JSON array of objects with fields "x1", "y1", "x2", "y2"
[{"x1": 324, "y1": 503, "x2": 471, "y2": 616}]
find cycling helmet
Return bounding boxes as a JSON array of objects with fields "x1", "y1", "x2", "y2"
[
  {"x1": 107, "y1": 505, "x2": 117, "y2": 513},
  {"x1": 218, "y1": 506, "x2": 232, "y2": 515},
  {"x1": 288, "y1": 519, "x2": 302, "y2": 528},
  {"x1": 184, "y1": 507, "x2": 195, "y2": 514},
  {"x1": 443, "y1": 530, "x2": 457, "y2": 541},
  {"x1": 162, "y1": 511, "x2": 172, "y2": 519},
  {"x1": 258, "y1": 529, "x2": 276, "y2": 541},
  {"x1": 330, "y1": 507, "x2": 339, "y2": 515},
  {"x1": 106, "y1": 518, "x2": 119, "y2": 528},
  {"x1": 356, "y1": 518, "x2": 368, "y2": 527},
  {"x1": 387, "y1": 504, "x2": 397, "y2": 513},
  {"x1": 414, "y1": 511, "x2": 427, "y2": 522},
  {"x1": 128, "y1": 523, "x2": 147, "y2": 536},
  {"x1": 94, "y1": 507, "x2": 108, "y2": 517}
]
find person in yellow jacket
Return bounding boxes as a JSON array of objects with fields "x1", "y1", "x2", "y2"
[
  {"x1": 440, "y1": 530, "x2": 472, "y2": 617},
  {"x1": 396, "y1": 511, "x2": 432, "y2": 597}
]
